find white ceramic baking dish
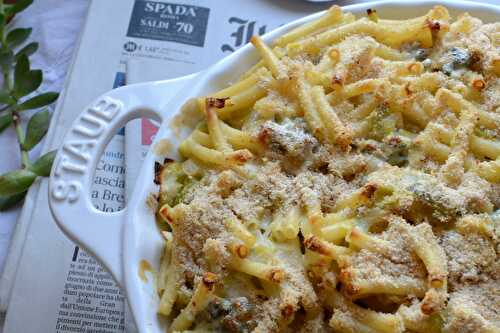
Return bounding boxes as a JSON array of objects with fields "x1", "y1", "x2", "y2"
[{"x1": 48, "y1": 1, "x2": 500, "y2": 332}]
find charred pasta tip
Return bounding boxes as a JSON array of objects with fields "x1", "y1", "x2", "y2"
[
  {"x1": 339, "y1": 271, "x2": 360, "y2": 296},
  {"x1": 331, "y1": 74, "x2": 344, "y2": 87},
  {"x1": 235, "y1": 244, "x2": 248, "y2": 258},
  {"x1": 281, "y1": 304, "x2": 295, "y2": 318},
  {"x1": 304, "y1": 235, "x2": 329, "y2": 256},
  {"x1": 268, "y1": 268, "x2": 285, "y2": 283},
  {"x1": 227, "y1": 149, "x2": 253, "y2": 164},
  {"x1": 230, "y1": 243, "x2": 249, "y2": 258},
  {"x1": 366, "y1": 8, "x2": 379, "y2": 22},
  {"x1": 426, "y1": 18, "x2": 441, "y2": 31},
  {"x1": 361, "y1": 183, "x2": 378, "y2": 199},
  {"x1": 472, "y1": 79, "x2": 485, "y2": 90},
  {"x1": 420, "y1": 291, "x2": 445, "y2": 315},
  {"x1": 158, "y1": 205, "x2": 173, "y2": 224},
  {"x1": 205, "y1": 97, "x2": 229, "y2": 109},
  {"x1": 202, "y1": 272, "x2": 218, "y2": 289},
  {"x1": 408, "y1": 62, "x2": 423, "y2": 74}
]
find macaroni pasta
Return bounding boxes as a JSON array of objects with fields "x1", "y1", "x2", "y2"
[{"x1": 153, "y1": 6, "x2": 499, "y2": 333}]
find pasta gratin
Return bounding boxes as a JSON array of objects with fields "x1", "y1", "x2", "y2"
[{"x1": 152, "y1": 6, "x2": 500, "y2": 333}]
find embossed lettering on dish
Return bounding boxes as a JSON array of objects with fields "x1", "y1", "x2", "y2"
[
  {"x1": 50, "y1": 97, "x2": 123, "y2": 204},
  {"x1": 51, "y1": 180, "x2": 81, "y2": 203},
  {"x1": 53, "y1": 155, "x2": 87, "y2": 176},
  {"x1": 62, "y1": 141, "x2": 96, "y2": 163},
  {"x1": 73, "y1": 114, "x2": 106, "y2": 138},
  {"x1": 88, "y1": 98, "x2": 120, "y2": 121}
]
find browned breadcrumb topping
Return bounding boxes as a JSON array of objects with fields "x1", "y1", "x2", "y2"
[
  {"x1": 439, "y1": 230, "x2": 498, "y2": 289},
  {"x1": 156, "y1": 6, "x2": 500, "y2": 333},
  {"x1": 339, "y1": 220, "x2": 427, "y2": 299},
  {"x1": 444, "y1": 281, "x2": 500, "y2": 333}
]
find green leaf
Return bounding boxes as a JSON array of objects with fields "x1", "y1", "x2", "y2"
[
  {"x1": 6, "y1": 27, "x2": 32, "y2": 48},
  {"x1": 14, "y1": 55, "x2": 42, "y2": 98},
  {"x1": 0, "y1": 90, "x2": 14, "y2": 104},
  {"x1": 15, "y1": 54, "x2": 29, "y2": 76},
  {"x1": 0, "y1": 169, "x2": 36, "y2": 196},
  {"x1": 29, "y1": 150, "x2": 56, "y2": 176},
  {"x1": 19, "y1": 92, "x2": 59, "y2": 110},
  {"x1": 0, "y1": 114, "x2": 12, "y2": 133},
  {"x1": 14, "y1": 69, "x2": 41, "y2": 98},
  {"x1": 0, "y1": 14, "x2": 5, "y2": 39},
  {"x1": 7, "y1": 0, "x2": 34, "y2": 15},
  {"x1": 0, "y1": 191, "x2": 27, "y2": 211},
  {"x1": 0, "y1": 49, "x2": 13, "y2": 66},
  {"x1": 15, "y1": 42, "x2": 38, "y2": 60},
  {"x1": 23, "y1": 109, "x2": 50, "y2": 151}
]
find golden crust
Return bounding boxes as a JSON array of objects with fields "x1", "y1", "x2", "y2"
[{"x1": 155, "y1": 6, "x2": 500, "y2": 333}]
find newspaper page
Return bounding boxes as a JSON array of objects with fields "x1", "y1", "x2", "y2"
[
  {"x1": 8, "y1": 0, "x2": 499, "y2": 332},
  {"x1": 3, "y1": 1, "x2": 331, "y2": 333}
]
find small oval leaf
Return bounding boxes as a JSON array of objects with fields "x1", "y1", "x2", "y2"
[
  {"x1": 8, "y1": 0, "x2": 34, "y2": 15},
  {"x1": 23, "y1": 109, "x2": 50, "y2": 151},
  {"x1": 14, "y1": 54, "x2": 29, "y2": 80},
  {"x1": 0, "y1": 114, "x2": 12, "y2": 133},
  {"x1": 6, "y1": 27, "x2": 32, "y2": 48},
  {"x1": 14, "y1": 60, "x2": 42, "y2": 98},
  {"x1": 0, "y1": 169, "x2": 36, "y2": 196},
  {"x1": 15, "y1": 42, "x2": 38, "y2": 60},
  {"x1": 19, "y1": 92, "x2": 59, "y2": 111},
  {"x1": 21, "y1": 70, "x2": 42, "y2": 97},
  {"x1": 29, "y1": 150, "x2": 56, "y2": 177},
  {"x1": 0, "y1": 191, "x2": 27, "y2": 211}
]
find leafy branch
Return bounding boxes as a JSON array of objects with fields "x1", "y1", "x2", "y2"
[{"x1": 0, "y1": 0, "x2": 59, "y2": 210}]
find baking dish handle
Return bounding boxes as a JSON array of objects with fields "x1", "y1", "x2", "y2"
[{"x1": 48, "y1": 82, "x2": 166, "y2": 286}]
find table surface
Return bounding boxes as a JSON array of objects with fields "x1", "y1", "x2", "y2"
[{"x1": 0, "y1": 0, "x2": 90, "y2": 284}]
